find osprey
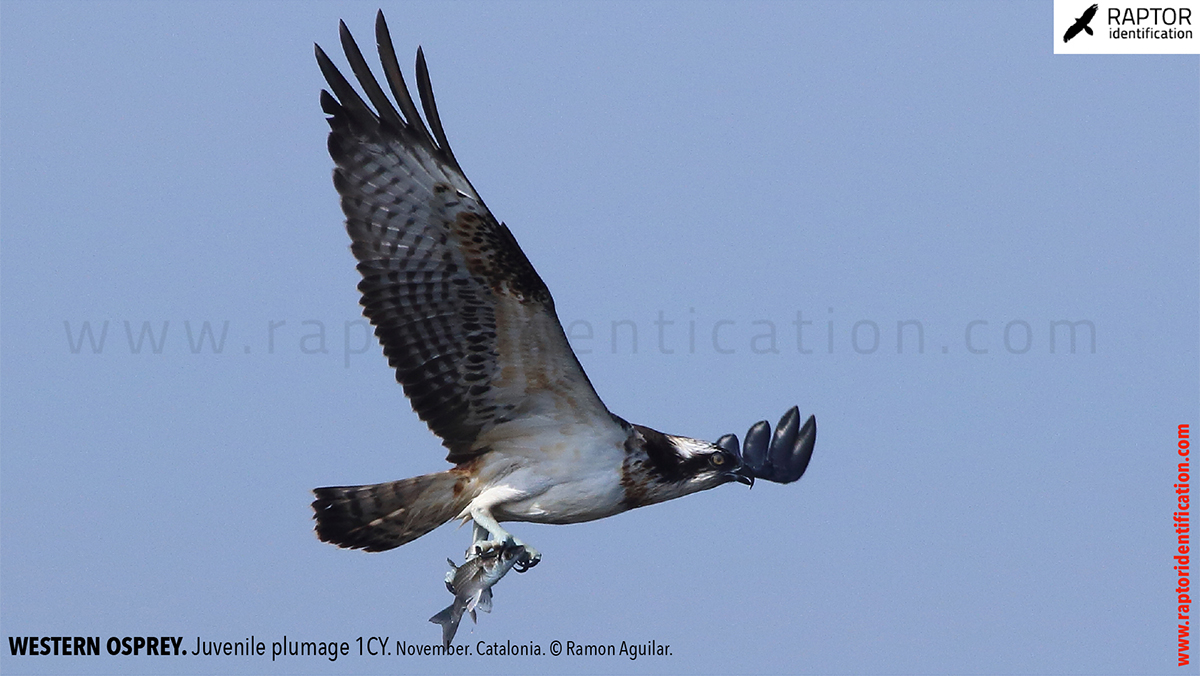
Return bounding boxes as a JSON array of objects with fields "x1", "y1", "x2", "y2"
[{"x1": 312, "y1": 12, "x2": 816, "y2": 572}]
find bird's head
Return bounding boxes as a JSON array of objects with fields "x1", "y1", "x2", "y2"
[
  {"x1": 624, "y1": 425, "x2": 753, "y2": 508},
  {"x1": 662, "y1": 435, "x2": 755, "y2": 490}
]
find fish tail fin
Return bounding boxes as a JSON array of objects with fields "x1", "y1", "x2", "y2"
[
  {"x1": 312, "y1": 470, "x2": 473, "y2": 552},
  {"x1": 429, "y1": 605, "x2": 461, "y2": 648}
]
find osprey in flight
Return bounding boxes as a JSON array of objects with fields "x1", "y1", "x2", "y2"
[{"x1": 312, "y1": 12, "x2": 815, "y2": 572}]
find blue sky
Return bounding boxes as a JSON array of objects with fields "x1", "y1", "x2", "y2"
[{"x1": 2, "y1": 1, "x2": 1197, "y2": 674}]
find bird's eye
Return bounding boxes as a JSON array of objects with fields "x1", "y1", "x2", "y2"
[{"x1": 710, "y1": 453, "x2": 726, "y2": 467}]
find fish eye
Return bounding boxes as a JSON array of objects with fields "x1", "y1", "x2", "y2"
[{"x1": 709, "y1": 452, "x2": 726, "y2": 467}]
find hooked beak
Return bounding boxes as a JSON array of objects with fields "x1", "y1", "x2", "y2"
[{"x1": 728, "y1": 464, "x2": 754, "y2": 488}]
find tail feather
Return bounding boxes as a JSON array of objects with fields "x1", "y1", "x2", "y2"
[{"x1": 312, "y1": 471, "x2": 471, "y2": 552}]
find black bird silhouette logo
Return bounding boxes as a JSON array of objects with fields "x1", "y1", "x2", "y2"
[{"x1": 1063, "y1": 4, "x2": 1099, "y2": 42}]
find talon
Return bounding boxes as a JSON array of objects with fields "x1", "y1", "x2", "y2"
[
  {"x1": 514, "y1": 547, "x2": 541, "y2": 573},
  {"x1": 466, "y1": 508, "x2": 534, "y2": 569},
  {"x1": 467, "y1": 535, "x2": 518, "y2": 562}
]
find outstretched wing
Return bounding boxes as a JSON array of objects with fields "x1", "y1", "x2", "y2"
[
  {"x1": 717, "y1": 407, "x2": 816, "y2": 484},
  {"x1": 317, "y1": 12, "x2": 610, "y2": 463}
]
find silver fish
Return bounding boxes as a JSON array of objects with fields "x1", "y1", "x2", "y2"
[{"x1": 429, "y1": 543, "x2": 525, "y2": 647}]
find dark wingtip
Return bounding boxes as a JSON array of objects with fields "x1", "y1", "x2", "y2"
[
  {"x1": 743, "y1": 420, "x2": 771, "y2": 477},
  {"x1": 771, "y1": 407, "x2": 800, "y2": 459},
  {"x1": 733, "y1": 408, "x2": 817, "y2": 484},
  {"x1": 414, "y1": 46, "x2": 459, "y2": 165},
  {"x1": 788, "y1": 414, "x2": 816, "y2": 482},
  {"x1": 314, "y1": 42, "x2": 333, "y2": 70},
  {"x1": 319, "y1": 89, "x2": 340, "y2": 116}
]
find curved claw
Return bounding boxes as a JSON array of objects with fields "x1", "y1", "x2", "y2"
[
  {"x1": 716, "y1": 433, "x2": 740, "y2": 455},
  {"x1": 469, "y1": 534, "x2": 517, "y2": 562},
  {"x1": 514, "y1": 547, "x2": 541, "y2": 573}
]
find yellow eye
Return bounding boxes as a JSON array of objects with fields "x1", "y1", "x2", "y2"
[{"x1": 710, "y1": 453, "x2": 726, "y2": 466}]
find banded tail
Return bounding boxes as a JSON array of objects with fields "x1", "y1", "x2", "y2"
[{"x1": 312, "y1": 470, "x2": 473, "y2": 552}]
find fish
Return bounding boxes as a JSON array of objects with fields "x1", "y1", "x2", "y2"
[{"x1": 429, "y1": 543, "x2": 526, "y2": 647}]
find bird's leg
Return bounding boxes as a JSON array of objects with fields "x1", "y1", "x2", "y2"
[
  {"x1": 466, "y1": 507, "x2": 513, "y2": 556},
  {"x1": 471, "y1": 522, "x2": 491, "y2": 548},
  {"x1": 466, "y1": 507, "x2": 540, "y2": 572}
]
